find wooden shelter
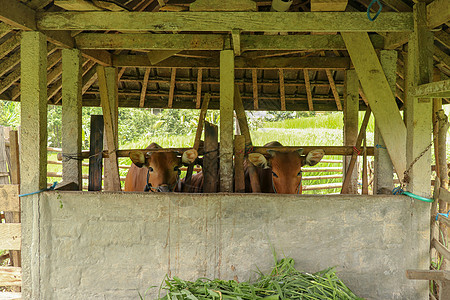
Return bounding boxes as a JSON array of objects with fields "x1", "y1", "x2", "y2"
[{"x1": 0, "y1": 0, "x2": 449, "y2": 299}]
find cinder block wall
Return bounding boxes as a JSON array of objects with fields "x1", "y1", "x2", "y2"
[{"x1": 33, "y1": 193, "x2": 429, "y2": 299}]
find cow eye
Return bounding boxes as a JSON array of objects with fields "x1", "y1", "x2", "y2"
[
  {"x1": 272, "y1": 171, "x2": 278, "y2": 178},
  {"x1": 174, "y1": 166, "x2": 179, "y2": 171},
  {"x1": 297, "y1": 170, "x2": 302, "y2": 176},
  {"x1": 149, "y1": 167, "x2": 154, "y2": 172}
]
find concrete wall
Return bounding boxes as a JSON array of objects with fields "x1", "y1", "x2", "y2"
[{"x1": 33, "y1": 192, "x2": 430, "y2": 299}]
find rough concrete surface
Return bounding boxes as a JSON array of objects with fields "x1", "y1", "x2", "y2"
[{"x1": 32, "y1": 192, "x2": 430, "y2": 299}]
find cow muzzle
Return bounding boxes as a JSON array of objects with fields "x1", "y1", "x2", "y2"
[{"x1": 156, "y1": 185, "x2": 171, "y2": 192}]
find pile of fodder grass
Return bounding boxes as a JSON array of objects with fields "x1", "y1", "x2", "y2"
[{"x1": 152, "y1": 258, "x2": 364, "y2": 300}]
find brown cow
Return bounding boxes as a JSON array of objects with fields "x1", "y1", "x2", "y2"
[
  {"x1": 124, "y1": 143, "x2": 197, "y2": 192},
  {"x1": 245, "y1": 141, "x2": 324, "y2": 194}
]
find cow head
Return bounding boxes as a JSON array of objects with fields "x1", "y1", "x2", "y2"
[
  {"x1": 248, "y1": 149, "x2": 324, "y2": 194},
  {"x1": 129, "y1": 149, "x2": 198, "y2": 192}
]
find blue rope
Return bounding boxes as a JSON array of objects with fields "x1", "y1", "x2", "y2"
[
  {"x1": 436, "y1": 210, "x2": 450, "y2": 221},
  {"x1": 375, "y1": 144, "x2": 386, "y2": 149},
  {"x1": 19, "y1": 182, "x2": 58, "y2": 197},
  {"x1": 367, "y1": 0, "x2": 383, "y2": 21},
  {"x1": 392, "y1": 186, "x2": 434, "y2": 203}
]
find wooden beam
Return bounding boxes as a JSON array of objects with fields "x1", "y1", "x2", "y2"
[
  {"x1": 311, "y1": 0, "x2": 348, "y2": 11},
  {"x1": 0, "y1": 0, "x2": 37, "y2": 30},
  {"x1": 97, "y1": 66, "x2": 121, "y2": 191},
  {"x1": 168, "y1": 68, "x2": 176, "y2": 108},
  {"x1": 0, "y1": 33, "x2": 20, "y2": 61},
  {"x1": 196, "y1": 68, "x2": 203, "y2": 109},
  {"x1": 139, "y1": 67, "x2": 150, "y2": 107},
  {"x1": 190, "y1": 0, "x2": 257, "y2": 11},
  {"x1": 36, "y1": 12, "x2": 414, "y2": 32},
  {"x1": 406, "y1": 269, "x2": 450, "y2": 281},
  {"x1": 55, "y1": 0, "x2": 104, "y2": 11},
  {"x1": 279, "y1": 69, "x2": 286, "y2": 111},
  {"x1": 435, "y1": 30, "x2": 450, "y2": 49},
  {"x1": 62, "y1": 49, "x2": 83, "y2": 189},
  {"x1": 220, "y1": 50, "x2": 234, "y2": 192},
  {"x1": 231, "y1": 29, "x2": 241, "y2": 56},
  {"x1": 112, "y1": 55, "x2": 351, "y2": 69},
  {"x1": 343, "y1": 32, "x2": 406, "y2": 181},
  {"x1": 434, "y1": 47, "x2": 450, "y2": 70},
  {"x1": 326, "y1": 69, "x2": 342, "y2": 110},
  {"x1": 384, "y1": 32, "x2": 409, "y2": 49},
  {"x1": 303, "y1": 70, "x2": 314, "y2": 111},
  {"x1": 411, "y1": 80, "x2": 450, "y2": 98},
  {"x1": 427, "y1": 0, "x2": 450, "y2": 29},
  {"x1": 252, "y1": 69, "x2": 258, "y2": 110},
  {"x1": 75, "y1": 32, "x2": 385, "y2": 50}
]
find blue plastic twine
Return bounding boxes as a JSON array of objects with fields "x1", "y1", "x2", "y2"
[
  {"x1": 436, "y1": 210, "x2": 450, "y2": 221},
  {"x1": 19, "y1": 181, "x2": 58, "y2": 197},
  {"x1": 367, "y1": 0, "x2": 383, "y2": 21}
]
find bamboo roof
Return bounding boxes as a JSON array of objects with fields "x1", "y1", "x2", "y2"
[{"x1": 0, "y1": 0, "x2": 448, "y2": 111}]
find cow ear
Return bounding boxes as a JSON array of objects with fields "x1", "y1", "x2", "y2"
[
  {"x1": 296, "y1": 148, "x2": 304, "y2": 156},
  {"x1": 304, "y1": 149, "x2": 325, "y2": 166},
  {"x1": 130, "y1": 151, "x2": 147, "y2": 168},
  {"x1": 182, "y1": 149, "x2": 198, "y2": 165},
  {"x1": 248, "y1": 153, "x2": 268, "y2": 168}
]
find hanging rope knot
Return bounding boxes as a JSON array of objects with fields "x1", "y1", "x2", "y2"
[{"x1": 352, "y1": 146, "x2": 361, "y2": 155}]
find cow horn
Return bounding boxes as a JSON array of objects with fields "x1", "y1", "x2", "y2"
[
  {"x1": 296, "y1": 148, "x2": 304, "y2": 156},
  {"x1": 267, "y1": 149, "x2": 277, "y2": 157}
]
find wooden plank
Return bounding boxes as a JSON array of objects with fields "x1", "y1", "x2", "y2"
[
  {"x1": 139, "y1": 68, "x2": 150, "y2": 108},
  {"x1": 435, "y1": 30, "x2": 450, "y2": 49},
  {"x1": 0, "y1": 128, "x2": 9, "y2": 185},
  {"x1": 88, "y1": 115, "x2": 104, "y2": 191},
  {"x1": 196, "y1": 68, "x2": 203, "y2": 109},
  {"x1": 406, "y1": 269, "x2": 450, "y2": 281},
  {"x1": 168, "y1": 68, "x2": 176, "y2": 108},
  {"x1": 147, "y1": 50, "x2": 180, "y2": 65},
  {"x1": 384, "y1": 32, "x2": 409, "y2": 50},
  {"x1": 427, "y1": 0, "x2": 450, "y2": 29},
  {"x1": 434, "y1": 47, "x2": 450, "y2": 70},
  {"x1": 203, "y1": 122, "x2": 218, "y2": 193},
  {"x1": 97, "y1": 66, "x2": 121, "y2": 191},
  {"x1": 190, "y1": 0, "x2": 257, "y2": 11},
  {"x1": 0, "y1": 0, "x2": 37, "y2": 30},
  {"x1": 0, "y1": 267, "x2": 21, "y2": 287},
  {"x1": 342, "y1": 32, "x2": 406, "y2": 181},
  {"x1": 234, "y1": 135, "x2": 245, "y2": 193},
  {"x1": 55, "y1": 0, "x2": 104, "y2": 11},
  {"x1": 8, "y1": 131, "x2": 20, "y2": 186},
  {"x1": 112, "y1": 54, "x2": 350, "y2": 69},
  {"x1": 220, "y1": 50, "x2": 234, "y2": 192},
  {"x1": 411, "y1": 80, "x2": 450, "y2": 98},
  {"x1": 231, "y1": 29, "x2": 241, "y2": 56},
  {"x1": 432, "y1": 238, "x2": 450, "y2": 262},
  {"x1": 0, "y1": 52, "x2": 20, "y2": 78},
  {"x1": 303, "y1": 70, "x2": 314, "y2": 111},
  {"x1": 279, "y1": 69, "x2": 286, "y2": 111},
  {"x1": 437, "y1": 214, "x2": 450, "y2": 228},
  {"x1": 62, "y1": 49, "x2": 83, "y2": 189},
  {"x1": 0, "y1": 223, "x2": 21, "y2": 251},
  {"x1": 0, "y1": 184, "x2": 19, "y2": 212},
  {"x1": 0, "y1": 292, "x2": 22, "y2": 299},
  {"x1": 252, "y1": 69, "x2": 258, "y2": 110},
  {"x1": 36, "y1": 12, "x2": 414, "y2": 32},
  {"x1": 0, "y1": 33, "x2": 21, "y2": 61}
]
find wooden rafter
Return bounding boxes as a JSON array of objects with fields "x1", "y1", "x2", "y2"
[
  {"x1": 303, "y1": 70, "x2": 314, "y2": 111},
  {"x1": 252, "y1": 69, "x2": 258, "y2": 110},
  {"x1": 0, "y1": 33, "x2": 20, "y2": 61},
  {"x1": 196, "y1": 68, "x2": 203, "y2": 109},
  {"x1": 139, "y1": 67, "x2": 150, "y2": 108},
  {"x1": 168, "y1": 67, "x2": 176, "y2": 108},
  {"x1": 326, "y1": 69, "x2": 342, "y2": 110},
  {"x1": 279, "y1": 69, "x2": 286, "y2": 111}
]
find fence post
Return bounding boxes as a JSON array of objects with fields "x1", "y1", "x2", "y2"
[
  {"x1": 203, "y1": 122, "x2": 218, "y2": 193},
  {"x1": 89, "y1": 115, "x2": 104, "y2": 191}
]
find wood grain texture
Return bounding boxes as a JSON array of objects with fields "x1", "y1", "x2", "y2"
[
  {"x1": 0, "y1": 184, "x2": 19, "y2": 212},
  {"x1": 0, "y1": 223, "x2": 21, "y2": 250},
  {"x1": 0, "y1": 267, "x2": 21, "y2": 286}
]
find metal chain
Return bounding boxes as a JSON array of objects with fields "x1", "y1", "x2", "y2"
[{"x1": 402, "y1": 115, "x2": 448, "y2": 188}]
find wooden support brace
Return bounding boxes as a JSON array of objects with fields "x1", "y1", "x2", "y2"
[
  {"x1": 279, "y1": 69, "x2": 286, "y2": 111},
  {"x1": 326, "y1": 69, "x2": 342, "y2": 110},
  {"x1": 168, "y1": 67, "x2": 176, "y2": 108},
  {"x1": 231, "y1": 29, "x2": 241, "y2": 56},
  {"x1": 234, "y1": 135, "x2": 245, "y2": 192},
  {"x1": 196, "y1": 68, "x2": 203, "y2": 109},
  {"x1": 304, "y1": 70, "x2": 314, "y2": 111},
  {"x1": 139, "y1": 67, "x2": 150, "y2": 108},
  {"x1": 203, "y1": 122, "x2": 219, "y2": 193},
  {"x1": 252, "y1": 69, "x2": 258, "y2": 110}
]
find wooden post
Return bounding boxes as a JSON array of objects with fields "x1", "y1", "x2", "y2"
[
  {"x1": 20, "y1": 31, "x2": 48, "y2": 299},
  {"x1": 362, "y1": 136, "x2": 368, "y2": 195},
  {"x1": 62, "y1": 48, "x2": 82, "y2": 189},
  {"x1": 203, "y1": 122, "x2": 218, "y2": 193},
  {"x1": 219, "y1": 50, "x2": 234, "y2": 192},
  {"x1": 97, "y1": 65, "x2": 121, "y2": 191},
  {"x1": 343, "y1": 69, "x2": 359, "y2": 194},
  {"x1": 405, "y1": 2, "x2": 433, "y2": 196},
  {"x1": 234, "y1": 135, "x2": 245, "y2": 192},
  {"x1": 374, "y1": 50, "x2": 396, "y2": 194},
  {"x1": 88, "y1": 115, "x2": 104, "y2": 191},
  {"x1": 5, "y1": 130, "x2": 21, "y2": 269},
  {"x1": 184, "y1": 93, "x2": 210, "y2": 190}
]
